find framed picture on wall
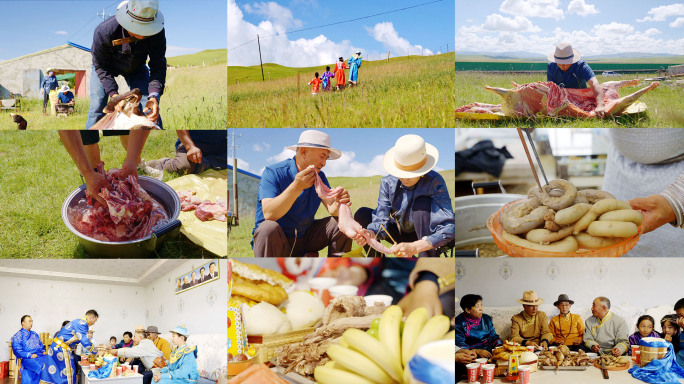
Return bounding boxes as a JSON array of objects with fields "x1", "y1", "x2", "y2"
[{"x1": 175, "y1": 259, "x2": 220, "y2": 294}]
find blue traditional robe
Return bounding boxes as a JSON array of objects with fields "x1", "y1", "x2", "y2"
[
  {"x1": 455, "y1": 313, "x2": 503, "y2": 352},
  {"x1": 348, "y1": 57, "x2": 362, "y2": 82},
  {"x1": 158, "y1": 345, "x2": 198, "y2": 384},
  {"x1": 40, "y1": 318, "x2": 96, "y2": 384},
  {"x1": 12, "y1": 329, "x2": 47, "y2": 384}
]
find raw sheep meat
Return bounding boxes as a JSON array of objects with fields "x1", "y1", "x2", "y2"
[
  {"x1": 68, "y1": 163, "x2": 167, "y2": 241},
  {"x1": 176, "y1": 190, "x2": 228, "y2": 222},
  {"x1": 456, "y1": 80, "x2": 659, "y2": 118},
  {"x1": 90, "y1": 88, "x2": 160, "y2": 130},
  {"x1": 312, "y1": 167, "x2": 393, "y2": 255}
]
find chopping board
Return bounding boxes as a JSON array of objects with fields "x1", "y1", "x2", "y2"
[{"x1": 269, "y1": 366, "x2": 314, "y2": 384}]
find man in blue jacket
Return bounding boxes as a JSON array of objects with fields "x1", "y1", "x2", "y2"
[
  {"x1": 40, "y1": 68, "x2": 59, "y2": 114},
  {"x1": 87, "y1": 0, "x2": 166, "y2": 130}
]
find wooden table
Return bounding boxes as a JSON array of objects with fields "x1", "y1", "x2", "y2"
[
  {"x1": 81, "y1": 365, "x2": 143, "y2": 384},
  {"x1": 459, "y1": 362, "x2": 684, "y2": 383}
]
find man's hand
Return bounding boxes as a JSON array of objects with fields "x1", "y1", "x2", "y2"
[
  {"x1": 455, "y1": 349, "x2": 477, "y2": 364},
  {"x1": 293, "y1": 165, "x2": 316, "y2": 191},
  {"x1": 474, "y1": 349, "x2": 492, "y2": 359},
  {"x1": 153, "y1": 374, "x2": 161, "y2": 383},
  {"x1": 144, "y1": 97, "x2": 159, "y2": 122},
  {"x1": 611, "y1": 347, "x2": 622, "y2": 357},
  {"x1": 540, "y1": 340, "x2": 549, "y2": 351},
  {"x1": 629, "y1": 195, "x2": 676, "y2": 233},
  {"x1": 84, "y1": 171, "x2": 110, "y2": 206},
  {"x1": 390, "y1": 241, "x2": 420, "y2": 257},
  {"x1": 121, "y1": 159, "x2": 139, "y2": 181},
  {"x1": 186, "y1": 145, "x2": 202, "y2": 164},
  {"x1": 398, "y1": 280, "x2": 441, "y2": 317},
  {"x1": 552, "y1": 336, "x2": 565, "y2": 345},
  {"x1": 572, "y1": 338, "x2": 583, "y2": 346},
  {"x1": 526, "y1": 341, "x2": 539, "y2": 348},
  {"x1": 665, "y1": 334, "x2": 673, "y2": 342},
  {"x1": 31, "y1": 354, "x2": 37, "y2": 359},
  {"x1": 336, "y1": 188, "x2": 351, "y2": 206},
  {"x1": 352, "y1": 229, "x2": 370, "y2": 246},
  {"x1": 591, "y1": 345, "x2": 600, "y2": 353}
]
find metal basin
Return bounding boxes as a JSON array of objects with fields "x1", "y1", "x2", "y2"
[
  {"x1": 455, "y1": 193, "x2": 524, "y2": 249},
  {"x1": 62, "y1": 176, "x2": 182, "y2": 257}
]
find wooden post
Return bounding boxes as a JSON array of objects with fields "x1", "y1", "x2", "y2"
[
  {"x1": 447, "y1": 43, "x2": 449, "y2": 52},
  {"x1": 257, "y1": 34, "x2": 265, "y2": 81},
  {"x1": 297, "y1": 72, "x2": 300, "y2": 97},
  {"x1": 235, "y1": 77, "x2": 238, "y2": 85},
  {"x1": 268, "y1": 72, "x2": 271, "y2": 81},
  {"x1": 387, "y1": 50, "x2": 390, "y2": 62},
  {"x1": 232, "y1": 129, "x2": 239, "y2": 226}
]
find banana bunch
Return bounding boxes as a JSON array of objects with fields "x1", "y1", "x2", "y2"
[{"x1": 314, "y1": 305, "x2": 451, "y2": 384}]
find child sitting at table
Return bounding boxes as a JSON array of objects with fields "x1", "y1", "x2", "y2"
[
  {"x1": 628, "y1": 315, "x2": 660, "y2": 355},
  {"x1": 661, "y1": 314, "x2": 681, "y2": 354}
]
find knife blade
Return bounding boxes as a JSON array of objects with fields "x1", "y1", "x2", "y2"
[{"x1": 599, "y1": 350, "x2": 609, "y2": 379}]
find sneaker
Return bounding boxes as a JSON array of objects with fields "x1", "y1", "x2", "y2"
[{"x1": 138, "y1": 159, "x2": 163, "y2": 180}]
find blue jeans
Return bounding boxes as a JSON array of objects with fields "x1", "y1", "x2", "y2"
[{"x1": 86, "y1": 65, "x2": 163, "y2": 129}]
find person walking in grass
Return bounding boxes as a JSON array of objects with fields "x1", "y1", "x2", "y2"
[
  {"x1": 320, "y1": 66, "x2": 334, "y2": 91},
  {"x1": 347, "y1": 51, "x2": 362, "y2": 87},
  {"x1": 308, "y1": 72, "x2": 322, "y2": 95},
  {"x1": 334, "y1": 57, "x2": 348, "y2": 91}
]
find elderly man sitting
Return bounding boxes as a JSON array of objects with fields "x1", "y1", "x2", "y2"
[
  {"x1": 510, "y1": 291, "x2": 553, "y2": 349},
  {"x1": 549, "y1": 294, "x2": 585, "y2": 351},
  {"x1": 109, "y1": 330, "x2": 163, "y2": 384},
  {"x1": 584, "y1": 297, "x2": 629, "y2": 356}
]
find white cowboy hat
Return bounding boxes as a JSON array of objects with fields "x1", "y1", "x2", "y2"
[
  {"x1": 285, "y1": 130, "x2": 342, "y2": 160},
  {"x1": 60, "y1": 85, "x2": 70, "y2": 92},
  {"x1": 46, "y1": 68, "x2": 54, "y2": 73},
  {"x1": 382, "y1": 134, "x2": 438, "y2": 178},
  {"x1": 517, "y1": 290, "x2": 544, "y2": 305},
  {"x1": 547, "y1": 42, "x2": 581, "y2": 64},
  {"x1": 115, "y1": 0, "x2": 164, "y2": 37}
]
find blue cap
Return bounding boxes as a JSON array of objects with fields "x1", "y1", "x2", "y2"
[{"x1": 169, "y1": 325, "x2": 189, "y2": 337}]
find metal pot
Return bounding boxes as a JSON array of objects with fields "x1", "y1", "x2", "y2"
[
  {"x1": 62, "y1": 176, "x2": 182, "y2": 258},
  {"x1": 455, "y1": 182, "x2": 524, "y2": 256}
]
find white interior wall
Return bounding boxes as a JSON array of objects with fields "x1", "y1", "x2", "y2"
[
  {"x1": 0, "y1": 260, "x2": 227, "y2": 362},
  {"x1": 145, "y1": 260, "x2": 227, "y2": 337},
  {"x1": 455, "y1": 258, "x2": 684, "y2": 309},
  {"x1": 0, "y1": 277, "x2": 146, "y2": 362}
]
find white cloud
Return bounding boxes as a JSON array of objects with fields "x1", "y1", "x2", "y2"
[
  {"x1": 637, "y1": 4, "x2": 684, "y2": 22},
  {"x1": 324, "y1": 152, "x2": 386, "y2": 177},
  {"x1": 228, "y1": 0, "x2": 360, "y2": 66},
  {"x1": 591, "y1": 22, "x2": 634, "y2": 37},
  {"x1": 462, "y1": 14, "x2": 540, "y2": 33},
  {"x1": 55, "y1": 31, "x2": 68, "y2": 35},
  {"x1": 232, "y1": 157, "x2": 251, "y2": 172},
  {"x1": 166, "y1": 46, "x2": 203, "y2": 57},
  {"x1": 567, "y1": 0, "x2": 598, "y2": 17},
  {"x1": 243, "y1": 2, "x2": 303, "y2": 29},
  {"x1": 267, "y1": 148, "x2": 295, "y2": 163},
  {"x1": 365, "y1": 22, "x2": 433, "y2": 56},
  {"x1": 670, "y1": 17, "x2": 684, "y2": 28},
  {"x1": 644, "y1": 28, "x2": 661, "y2": 36},
  {"x1": 500, "y1": 0, "x2": 564, "y2": 21},
  {"x1": 252, "y1": 142, "x2": 271, "y2": 152}
]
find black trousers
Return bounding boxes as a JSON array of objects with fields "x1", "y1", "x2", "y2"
[{"x1": 456, "y1": 362, "x2": 467, "y2": 382}]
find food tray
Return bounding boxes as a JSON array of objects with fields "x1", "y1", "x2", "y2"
[
  {"x1": 455, "y1": 101, "x2": 647, "y2": 121},
  {"x1": 487, "y1": 200, "x2": 641, "y2": 257},
  {"x1": 593, "y1": 360, "x2": 631, "y2": 371},
  {"x1": 247, "y1": 327, "x2": 315, "y2": 365},
  {"x1": 540, "y1": 366, "x2": 587, "y2": 371}
]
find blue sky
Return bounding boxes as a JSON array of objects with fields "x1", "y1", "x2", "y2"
[
  {"x1": 0, "y1": 0, "x2": 227, "y2": 62},
  {"x1": 455, "y1": 0, "x2": 684, "y2": 55},
  {"x1": 230, "y1": 128, "x2": 454, "y2": 177},
  {"x1": 228, "y1": 0, "x2": 454, "y2": 66}
]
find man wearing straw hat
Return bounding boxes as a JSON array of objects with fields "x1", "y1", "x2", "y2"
[
  {"x1": 57, "y1": 85, "x2": 75, "y2": 115},
  {"x1": 354, "y1": 134, "x2": 455, "y2": 257},
  {"x1": 510, "y1": 291, "x2": 553, "y2": 349},
  {"x1": 547, "y1": 41, "x2": 605, "y2": 117},
  {"x1": 252, "y1": 130, "x2": 354, "y2": 257},
  {"x1": 40, "y1": 68, "x2": 59, "y2": 114},
  {"x1": 87, "y1": 0, "x2": 166, "y2": 130}
]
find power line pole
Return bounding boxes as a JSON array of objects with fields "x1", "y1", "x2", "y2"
[
  {"x1": 257, "y1": 34, "x2": 265, "y2": 81},
  {"x1": 97, "y1": 8, "x2": 107, "y2": 21},
  {"x1": 232, "y1": 128, "x2": 239, "y2": 226}
]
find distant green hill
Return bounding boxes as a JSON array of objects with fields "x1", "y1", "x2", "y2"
[
  {"x1": 228, "y1": 52, "x2": 454, "y2": 84},
  {"x1": 167, "y1": 49, "x2": 226, "y2": 67}
]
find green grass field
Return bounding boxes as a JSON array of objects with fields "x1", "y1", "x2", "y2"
[
  {"x1": 0, "y1": 61, "x2": 226, "y2": 130},
  {"x1": 227, "y1": 53, "x2": 455, "y2": 128},
  {"x1": 455, "y1": 72, "x2": 684, "y2": 127},
  {"x1": 227, "y1": 171, "x2": 456, "y2": 256},
  {"x1": 0, "y1": 131, "x2": 220, "y2": 258}
]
